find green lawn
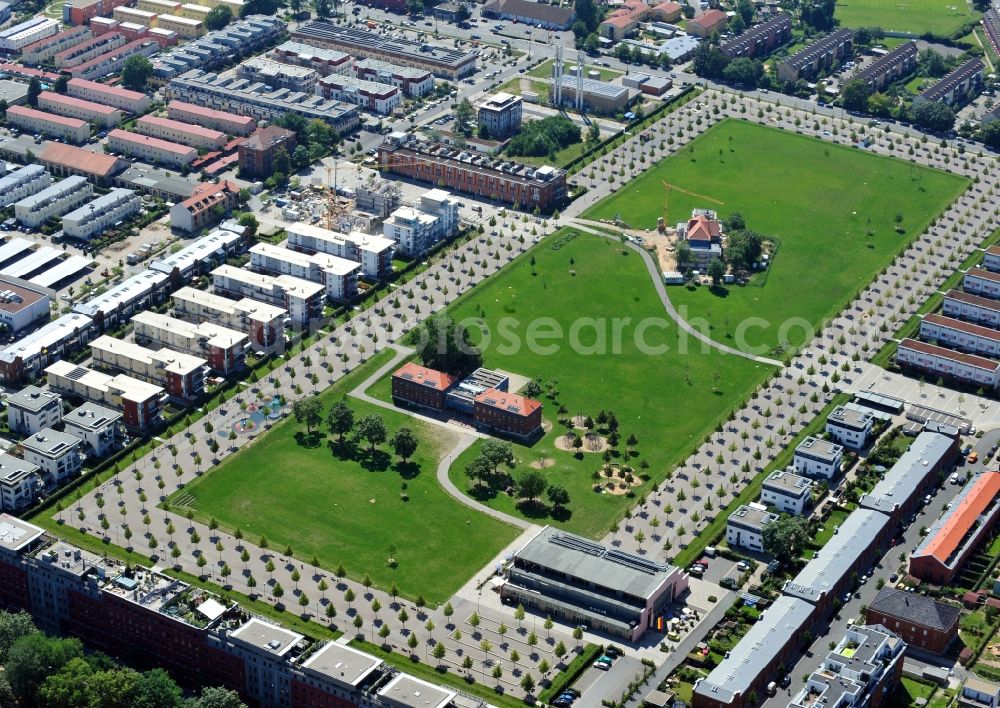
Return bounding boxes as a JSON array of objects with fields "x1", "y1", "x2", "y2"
[
  {"x1": 834, "y1": 0, "x2": 979, "y2": 36},
  {"x1": 393, "y1": 229, "x2": 774, "y2": 537},
  {"x1": 174, "y1": 350, "x2": 520, "y2": 603},
  {"x1": 896, "y1": 677, "x2": 938, "y2": 706},
  {"x1": 584, "y1": 120, "x2": 968, "y2": 357},
  {"x1": 528, "y1": 59, "x2": 623, "y2": 81}
]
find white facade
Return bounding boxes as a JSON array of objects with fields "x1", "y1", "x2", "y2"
[
  {"x1": 37, "y1": 92, "x2": 121, "y2": 128},
  {"x1": 0, "y1": 17, "x2": 60, "y2": 53},
  {"x1": 285, "y1": 222, "x2": 394, "y2": 279},
  {"x1": 63, "y1": 402, "x2": 123, "y2": 458},
  {"x1": 6, "y1": 385, "x2": 62, "y2": 436},
  {"x1": 66, "y1": 78, "x2": 152, "y2": 113},
  {"x1": 382, "y1": 188, "x2": 459, "y2": 258},
  {"x1": 135, "y1": 115, "x2": 227, "y2": 151},
  {"x1": 896, "y1": 338, "x2": 1000, "y2": 389},
  {"x1": 7, "y1": 106, "x2": 90, "y2": 144},
  {"x1": 211, "y1": 265, "x2": 324, "y2": 326},
  {"x1": 62, "y1": 189, "x2": 141, "y2": 240},
  {"x1": 920, "y1": 314, "x2": 1000, "y2": 358},
  {"x1": 45, "y1": 359, "x2": 165, "y2": 430},
  {"x1": 108, "y1": 130, "x2": 197, "y2": 168},
  {"x1": 0, "y1": 166, "x2": 52, "y2": 209},
  {"x1": 20, "y1": 427, "x2": 83, "y2": 487},
  {"x1": 171, "y1": 286, "x2": 285, "y2": 353},
  {"x1": 825, "y1": 405, "x2": 873, "y2": 450},
  {"x1": 793, "y1": 436, "x2": 844, "y2": 479},
  {"x1": 0, "y1": 454, "x2": 39, "y2": 512},
  {"x1": 316, "y1": 75, "x2": 401, "y2": 115},
  {"x1": 964, "y1": 268, "x2": 1000, "y2": 298},
  {"x1": 725, "y1": 504, "x2": 777, "y2": 553},
  {"x1": 983, "y1": 248, "x2": 1000, "y2": 273},
  {"x1": 14, "y1": 176, "x2": 93, "y2": 229},
  {"x1": 942, "y1": 290, "x2": 1000, "y2": 328},
  {"x1": 249, "y1": 242, "x2": 360, "y2": 302},
  {"x1": 760, "y1": 470, "x2": 812, "y2": 515}
]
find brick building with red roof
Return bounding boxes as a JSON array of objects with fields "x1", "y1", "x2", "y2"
[
  {"x1": 391, "y1": 363, "x2": 456, "y2": 411},
  {"x1": 474, "y1": 389, "x2": 542, "y2": 440}
]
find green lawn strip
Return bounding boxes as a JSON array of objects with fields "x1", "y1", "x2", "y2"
[
  {"x1": 430, "y1": 228, "x2": 772, "y2": 537},
  {"x1": 898, "y1": 677, "x2": 938, "y2": 705},
  {"x1": 173, "y1": 349, "x2": 520, "y2": 603},
  {"x1": 516, "y1": 142, "x2": 590, "y2": 169},
  {"x1": 538, "y1": 643, "x2": 604, "y2": 703},
  {"x1": 350, "y1": 639, "x2": 524, "y2": 708},
  {"x1": 871, "y1": 227, "x2": 1000, "y2": 369},
  {"x1": 834, "y1": 0, "x2": 979, "y2": 36},
  {"x1": 26, "y1": 517, "x2": 342, "y2": 644},
  {"x1": 585, "y1": 119, "x2": 968, "y2": 358},
  {"x1": 673, "y1": 392, "x2": 851, "y2": 569},
  {"x1": 810, "y1": 507, "x2": 849, "y2": 548}
]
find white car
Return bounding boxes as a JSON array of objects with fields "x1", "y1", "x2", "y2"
[{"x1": 950, "y1": 473, "x2": 961, "y2": 484}]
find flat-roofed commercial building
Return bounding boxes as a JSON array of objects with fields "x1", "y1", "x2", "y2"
[
  {"x1": 66, "y1": 78, "x2": 152, "y2": 113},
  {"x1": 897, "y1": 337, "x2": 1000, "y2": 389},
  {"x1": 45, "y1": 359, "x2": 164, "y2": 429},
  {"x1": 148, "y1": 226, "x2": 243, "y2": 284},
  {"x1": 920, "y1": 313, "x2": 1000, "y2": 358},
  {"x1": 0, "y1": 278, "x2": 52, "y2": 334},
  {"x1": 167, "y1": 100, "x2": 256, "y2": 135},
  {"x1": 550, "y1": 73, "x2": 631, "y2": 114},
  {"x1": 19, "y1": 428, "x2": 83, "y2": 487},
  {"x1": 38, "y1": 143, "x2": 129, "y2": 185},
  {"x1": 250, "y1": 242, "x2": 360, "y2": 302},
  {"x1": 166, "y1": 69, "x2": 361, "y2": 134},
  {"x1": 285, "y1": 222, "x2": 395, "y2": 280},
  {"x1": 378, "y1": 132, "x2": 567, "y2": 211},
  {"x1": 502, "y1": 526, "x2": 688, "y2": 641},
  {"x1": 793, "y1": 435, "x2": 844, "y2": 479},
  {"x1": 910, "y1": 471, "x2": 1000, "y2": 585},
  {"x1": 62, "y1": 189, "x2": 142, "y2": 240},
  {"x1": 354, "y1": 57, "x2": 434, "y2": 98},
  {"x1": 942, "y1": 289, "x2": 1000, "y2": 328},
  {"x1": 0, "y1": 166, "x2": 52, "y2": 209},
  {"x1": 132, "y1": 311, "x2": 247, "y2": 375},
  {"x1": 292, "y1": 22, "x2": 477, "y2": 79},
  {"x1": 0, "y1": 454, "x2": 39, "y2": 512},
  {"x1": 90, "y1": 335, "x2": 206, "y2": 400},
  {"x1": 6, "y1": 385, "x2": 62, "y2": 436},
  {"x1": 917, "y1": 57, "x2": 984, "y2": 106},
  {"x1": 271, "y1": 41, "x2": 352, "y2": 76},
  {"x1": 72, "y1": 269, "x2": 169, "y2": 330},
  {"x1": 54, "y1": 32, "x2": 127, "y2": 68},
  {"x1": 761, "y1": 469, "x2": 812, "y2": 515},
  {"x1": 778, "y1": 28, "x2": 854, "y2": 82},
  {"x1": 108, "y1": 129, "x2": 197, "y2": 168},
  {"x1": 6, "y1": 106, "x2": 89, "y2": 144},
  {"x1": 134, "y1": 115, "x2": 226, "y2": 150},
  {"x1": 37, "y1": 91, "x2": 121, "y2": 128},
  {"x1": 212, "y1": 264, "x2": 323, "y2": 326},
  {"x1": 63, "y1": 401, "x2": 123, "y2": 458},
  {"x1": 0, "y1": 312, "x2": 93, "y2": 384},
  {"x1": 789, "y1": 624, "x2": 905, "y2": 708},
  {"x1": 14, "y1": 175, "x2": 93, "y2": 228},
  {"x1": 172, "y1": 286, "x2": 285, "y2": 352},
  {"x1": 865, "y1": 587, "x2": 960, "y2": 655},
  {"x1": 21, "y1": 26, "x2": 91, "y2": 65},
  {"x1": 316, "y1": 74, "x2": 401, "y2": 115},
  {"x1": 0, "y1": 17, "x2": 60, "y2": 54}
]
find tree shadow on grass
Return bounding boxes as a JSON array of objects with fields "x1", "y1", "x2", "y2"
[
  {"x1": 294, "y1": 430, "x2": 324, "y2": 448},
  {"x1": 550, "y1": 505, "x2": 572, "y2": 523},
  {"x1": 467, "y1": 484, "x2": 499, "y2": 501},
  {"x1": 328, "y1": 438, "x2": 358, "y2": 460},
  {"x1": 707, "y1": 285, "x2": 730, "y2": 298},
  {"x1": 395, "y1": 461, "x2": 421, "y2": 479},
  {"x1": 515, "y1": 499, "x2": 551, "y2": 519},
  {"x1": 359, "y1": 449, "x2": 391, "y2": 472}
]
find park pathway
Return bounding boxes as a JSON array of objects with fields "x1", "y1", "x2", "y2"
[{"x1": 567, "y1": 218, "x2": 785, "y2": 367}]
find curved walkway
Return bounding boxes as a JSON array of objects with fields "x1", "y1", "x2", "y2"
[
  {"x1": 349, "y1": 343, "x2": 533, "y2": 530},
  {"x1": 568, "y1": 218, "x2": 784, "y2": 368}
]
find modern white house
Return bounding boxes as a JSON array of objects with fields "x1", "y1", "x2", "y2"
[
  {"x1": 19, "y1": 427, "x2": 83, "y2": 488},
  {"x1": 793, "y1": 436, "x2": 844, "y2": 479},
  {"x1": 760, "y1": 469, "x2": 812, "y2": 515},
  {"x1": 62, "y1": 189, "x2": 142, "y2": 240},
  {"x1": 726, "y1": 503, "x2": 778, "y2": 553},
  {"x1": 62, "y1": 402, "x2": 123, "y2": 459},
  {"x1": 6, "y1": 385, "x2": 63, "y2": 437},
  {"x1": 0, "y1": 453, "x2": 40, "y2": 512},
  {"x1": 826, "y1": 406, "x2": 873, "y2": 450}
]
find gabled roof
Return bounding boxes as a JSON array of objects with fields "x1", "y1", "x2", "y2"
[
  {"x1": 913, "y1": 471, "x2": 1000, "y2": 566},
  {"x1": 689, "y1": 8, "x2": 726, "y2": 28},
  {"x1": 475, "y1": 388, "x2": 541, "y2": 416},
  {"x1": 392, "y1": 362, "x2": 455, "y2": 392},
  {"x1": 867, "y1": 587, "x2": 961, "y2": 632},
  {"x1": 686, "y1": 214, "x2": 721, "y2": 242}
]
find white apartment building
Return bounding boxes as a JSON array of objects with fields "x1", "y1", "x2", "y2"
[
  {"x1": 250, "y1": 242, "x2": 360, "y2": 302},
  {"x1": 285, "y1": 222, "x2": 394, "y2": 280},
  {"x1": 0, "y1": 166, "x2": 52, "y2": 209},
  {"x1": 920, "y1": 313, "x2": 1000, "y2": 358},
  {"x1": 108, "y1": 129, "x2": 197, "y2": 168},
  {"x1": 131, "y1": 311, "x2": 247, "y2": 375},
  {"x1": 171, "y1": 286, "x2": 286, "y2": 353},
  {"x1": 14, "y1": 176, "x2": 93, "y2": 229},
  {"x1": 212, "y1": 265, "x2": 324, "y2": 326},
  {"x1": 6, "y1": 385, "x2": 62, "y2": 436},
  {"x1": 726, "y1": 503, "x2": 778, "y2": 553},
  {"x1": 353, "y1": 58, "x2": 434, "y2": 97},
  {"x1": 62, "y1": 189, "x2": 141, "y2": 240},
  {"x1": 45, "y1": 359, "x2": 165, "y2": 430},
  {"x1": 90, "y1": 335, "x2": 207, "y2": 400},
  {"x1": 21, "y1": 26, "x2": 91, "y2": 65},
  {"x1": 66, "y1": 78, "x2": 152, "y2": 113},
  {"x1": 383, "y1": 188, "x2": 459, "y2": 257},
  {"x1": 72, "y1": 269, "x2": 169, "y2": 331},
  {"x1": 37, "y1": 92, "x2": 122, "y2": 128},
  {"x1": 760, "y1": 469, "x2": 812, "y2": 515},
  {"x1": 20, "y1": 427, "x2": 83, "y2": 487},
  {"x1": 7, "y1": 106, "x2": 90, "y2": 144},
  {"x1": 0, "y1": 312, "x2": 93, "y2": 384},
  {"x1": 826, "y1": 405, "x2": 873, "y2": 449},
  {"x1": 134, "y1": 115, "x2": 227, "y2": 151},
  {"x1": 148, "y1": 226, "x2": 243, "y2": 282},
  {"x1": 964, "y1": 268, "x2": 1000, "y2": 299},
  {"x1": 793, "y1": 435, "x2": 844, "y2": 479},
  {"x1": 63, "y1": 402, "x2": 123, "y2": 459},
  {"x1": 0, "y1": 454, "x2": 40, "y2": 512},
  {"x1": 316, "y1": 74, "x2": 401, "y2": 115},
  {"x1": 0, "y1": 17, "x2": 60, "y2": 53},
  {"x1": 166, "y1": 100, "x2": 256, "y2": 136},
  {"x1": 943, "y1": 289, "x2": 1000, "y2": 329},
  {"x1": 896, "y1": 337, "x2": 1000, "y2": 389}
]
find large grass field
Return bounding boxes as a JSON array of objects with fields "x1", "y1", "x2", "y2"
[
  {"x1": 174, "y1": 350, "x2": 520, "y2": 603},
  {"x1": 585, "y1": 120, "x2": 968, "y2": 357},
  {"x1": 368, "y1": 230, "x2": 774, "y2": 537},
  {"x1": 834, "y1": 0, "x2": 978, "y2": 36}
]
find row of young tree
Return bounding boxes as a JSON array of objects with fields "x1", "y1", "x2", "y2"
[{"x1": 0, "y1": 610, "x2": 247, "y2": 708}]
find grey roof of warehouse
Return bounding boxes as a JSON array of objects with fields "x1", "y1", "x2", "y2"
[
  {"x1": 293, "y1": 22, "x2": 477, "y2": 69},
  {"x1": 552, "y1": 73, "x2": 630, "y2": 99},
  {"x1": 859, "y1": 430, "x2": 955, "y2": 514},
  {"x1": 515, "y1": 526, "x2": 676, "y2": 599},
  {"x1": 116, "y1": 166, "x2": 199, "y2": 201},
  {"x1": 867, "y1": 587, "x2": 961, "y2": 631},
  {"x1": 0, "y1": 79, "x2": 28, "y2": 106},
  {"x1": 782, "y1": 507, "x2": 891, "y2": 602},
  {"x1": 695, "y1": 595, "x2": 815, "y2": 704}
]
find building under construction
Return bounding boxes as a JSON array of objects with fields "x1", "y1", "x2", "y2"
[{"x1": 355, "y1": 176, "x2": 401, "y2": 218}]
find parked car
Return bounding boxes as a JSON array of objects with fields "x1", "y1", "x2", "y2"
[
  {"x1": 968, "y1": 451, "x2": 979, "y2": 463},
  {"x1": 950, "y1": 473, "x2": 961, "y2": 484}
]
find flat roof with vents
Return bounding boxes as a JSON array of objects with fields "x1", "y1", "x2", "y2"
[
  {"x1": 301, "y1": 641, "x2": 383, "y2": 687},
  {"x1": 230, "y1": 617, "x2": 304, "y2": 655},
  {"x1": 377, "y1": 673, "x2": 456, "y2": 708},
  {"x1": 0, "y1": 514, "x2": 44, "y2": 552}
]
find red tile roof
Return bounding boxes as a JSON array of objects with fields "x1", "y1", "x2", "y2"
[
  {"x1": 475, "y1": 389, "x2": 541, "y2": 416},
  {"x1": 8, "y1": 105, "x2": 88, "y2": 129},
  {"x1": 0, "y1": 63, "x2": 61, "y2": 81},
  {"x1": 898, "y1": 338, "x2": 1000, "y2": 372},
  {"x1": 967, "y1": 267, "x2": 1000, "y2": 284},
  {"x1": 38, "y1": 143, "x2": 126, "y2": 178},
  {"x1": 109, "y1": 128, "x2": 196, "y2": 156},
  {"x1": 690, "y1": 8, "x2": 727, "y2": 28},
  {"x1": 178, "y1": 180, "x2": 239, "y2": 214},
  {"x1": 39, "y1": 91, "x2": 119, "y2": 116},
  {"x1": 393, "y1": 362, "x2": 456, "y2": 392},
  {"x1": 686, "y1": 214, "x2": 721, "y2": 242},
  {"x1": 915, "y1": 471, "x2": 1000, "y2": 565},
  {"x1": 986, "y1": 245, "x2": 1000, "y2": 258},
  {"x1": 137, "y1": 115, "x2": 226, "y2": 141},
  {"x1": 67, "y1": 77, "x2": 146, "y2": 102},
  {"x1": 923, "y1": 313, "x2": 1000, "y2": 342},
  {"x1": 944, "y1": 289, "x2": 1000, "y2": 311}
]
